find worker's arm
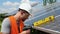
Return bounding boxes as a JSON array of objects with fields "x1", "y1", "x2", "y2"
[
  {"x1": 20, "y1": 29, "x2": 30, "y2": 34},
  {"x1": 1, "y1": 18, "x2": 10, "y2": 34},
  {"x1": 0, "y1": 32, "x2": 9, "y2": 34}
]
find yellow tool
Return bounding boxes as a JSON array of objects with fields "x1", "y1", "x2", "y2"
[{"x1": 33, "y1": 15, "x2": 55, "y2": 26}]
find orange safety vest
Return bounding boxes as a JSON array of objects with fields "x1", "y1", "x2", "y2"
[{"x1": 9, "y1": 16, "x2": 24, "y2": 34}]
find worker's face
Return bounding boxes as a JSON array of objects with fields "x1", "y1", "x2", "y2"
[{"x1": 21, "y1": 11, "x2": 30, "y2": 21}]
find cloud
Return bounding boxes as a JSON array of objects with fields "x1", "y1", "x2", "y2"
[
  {"x1": 0, "y1": 7, "x2": 17, "y2": 13},
  {"x1": 3, "y1": 1, "x2": 20, "y2": 7},
  {"x1": 30, "y1": 1, "x2": 39, "y2": 7},
  {"x1": 0, "y1": 8, "x2": 8, "y2": 13},
  {"x1": 0, "y1": 1, "x2": 19, "y2": 13},
  {"x1": 0, "y1": 1, "x2": 41, "y2": 16}
]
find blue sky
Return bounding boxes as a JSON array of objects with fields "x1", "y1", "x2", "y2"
[
  {"x1": 0, "y1": 0, "x2": 42, "y2": 6},
  {"x1": 0, "y1": 0, "x2": 43, "y2": 13},
  {"x1": 0, "y1": 0, "x2": 20, "y2": 5},
  {"x1": 0, "y1": 0, "x2": 60, "y2": 13}
]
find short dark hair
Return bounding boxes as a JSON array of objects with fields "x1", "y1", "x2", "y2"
[{"x1": 18, "y1": 8, "x2": 30, "y2": 15}]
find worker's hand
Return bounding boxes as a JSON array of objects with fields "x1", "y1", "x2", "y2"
[{"x1": 20, "y1": 29, "x2": 30, "y2": 34}]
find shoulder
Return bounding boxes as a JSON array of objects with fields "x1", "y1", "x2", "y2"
[
  {"x1": 3, "y1": 18, "x2": 9, "y2": 21},
  {"x1": 2, "y1": 18, "x2": 10, "y2": 27},
  {"x1": 1, "y1": 18, "x2": 11, "y2": 33}
]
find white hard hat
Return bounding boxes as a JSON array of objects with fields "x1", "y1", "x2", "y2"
[{"x1": 19, "y1": 3, "x2": 32, "y2": 14}]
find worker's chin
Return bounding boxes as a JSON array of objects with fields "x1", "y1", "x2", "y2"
[{"x1": 22, "y1": 19, "x2": 26, "y2": 21}]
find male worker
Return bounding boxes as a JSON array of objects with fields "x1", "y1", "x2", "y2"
[{"x1": 1, "y1": 2, "x2": 32, "y2": 34}]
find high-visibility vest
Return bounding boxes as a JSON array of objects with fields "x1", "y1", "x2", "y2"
[{"x1": 9, "y1": 16, "x2": 24, "y2": 34}]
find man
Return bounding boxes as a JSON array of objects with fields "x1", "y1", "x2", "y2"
[{"x1": 1, "y1": 2, "x2": 32, "y2": 34}]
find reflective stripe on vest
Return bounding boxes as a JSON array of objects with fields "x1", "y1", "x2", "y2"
[{"x1": 9, "y1": 16, "x2": 24, "y2": 34}]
